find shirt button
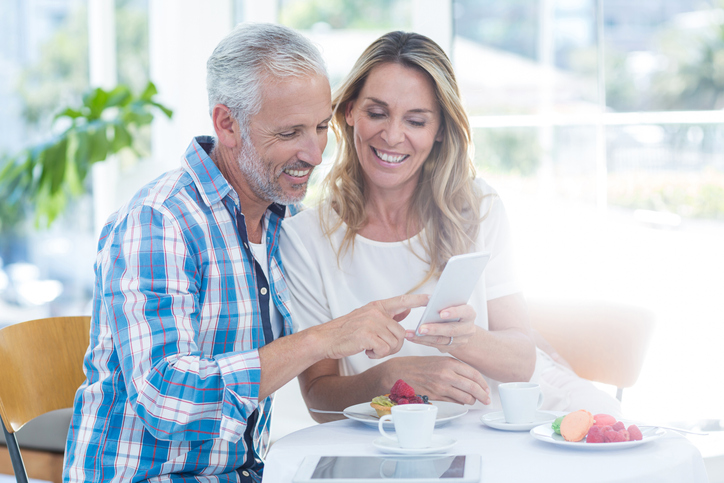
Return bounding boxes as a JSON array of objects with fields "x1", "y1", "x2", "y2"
[
  {"x1": 260, "y1": 287, "x2": 268, "y2": 295},
  {"x1": 241, "y1": 470, "x2": 250, "y2": 477}
]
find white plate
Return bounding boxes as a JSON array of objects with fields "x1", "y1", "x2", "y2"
[
  {"x1": 529, "y1": 421, "x2": 666, "y2": 450},
  {"x1": 373, "y1": 435, "x2": 457, "y2": 455},
  {"x1": 481, "y1": 411, "x2": 559, "y2": 431},
  {"x1": 344, "y1": 401, "x2": 468, "y2": 428}
]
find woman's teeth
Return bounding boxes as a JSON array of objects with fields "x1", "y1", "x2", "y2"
[
  {"x1": 284, "y1": 168, "x2": 311, "y2": 178},
  {"x1": 373, "y1": 147, "x2": 408, "y2": 164}
]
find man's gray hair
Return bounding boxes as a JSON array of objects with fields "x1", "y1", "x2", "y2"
[{"x1": 207, "y1": 23, "x2": 328, "y2": 138}]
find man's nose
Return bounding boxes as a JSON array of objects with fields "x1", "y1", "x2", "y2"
[{"x1": 297, "y1": 132, "x2": 325, "y2": 166}]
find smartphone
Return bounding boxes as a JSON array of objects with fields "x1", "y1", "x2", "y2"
[
  {"x1": 414, "y1": 252, "x2": 490, "y2": 337},
  {"x1": 292, "y1": 454, "x2": 481, "y2": 483}
]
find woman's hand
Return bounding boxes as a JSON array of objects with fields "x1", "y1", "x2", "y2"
[
  {"x1": 405, "y1": 303, "x2": 477, "y2": 353},
  {"x1": 383, "y1": 356, "x2": 490, "y2": 405}
]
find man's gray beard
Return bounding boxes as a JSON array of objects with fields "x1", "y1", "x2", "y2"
[{"x1": 236, "y1": 141, "x2": 309, "y2": 206}]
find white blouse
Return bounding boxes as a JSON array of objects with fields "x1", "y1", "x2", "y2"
[{"x1": 279, "y1": 179, "x2": 522, "y2": 408}]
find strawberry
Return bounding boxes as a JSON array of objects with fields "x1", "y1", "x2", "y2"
[{"x1": 390, "y1": 379, "x2": 416, "y2": 399}]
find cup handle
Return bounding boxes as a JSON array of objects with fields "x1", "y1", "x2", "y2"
[
  {"x1": 378, "y1": 415, "x2": 396, "y2": 441},
  {"x1": 537, "y1": 391, "x2": 544, "y2": 409}
]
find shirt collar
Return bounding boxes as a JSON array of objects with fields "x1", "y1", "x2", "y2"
[{"x1": 182, "y1": 136, "x2": 287, "y2": 218}]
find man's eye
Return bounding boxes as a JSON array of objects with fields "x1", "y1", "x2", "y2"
[{"x1": 279, "y1": 131, "x2": 296, "y2": 139}]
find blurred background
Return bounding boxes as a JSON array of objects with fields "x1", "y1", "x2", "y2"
[{"x1": 0, "y1": 0, "x2": 722, "y2": 464}]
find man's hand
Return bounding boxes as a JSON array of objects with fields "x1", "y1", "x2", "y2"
[
  {"x1": 317, "y1": 294, "x2": 429, "y2": 360},
  {"x1": 383, "y1": 356, "x2": 491, "y2": 405},
  {"x1": 405, "y1": 303, "x2": 477, "y2": 353}
]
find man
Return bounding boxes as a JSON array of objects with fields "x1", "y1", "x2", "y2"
[{"x1": 63, "y1": 23, "x2": 426, "y2": 483}]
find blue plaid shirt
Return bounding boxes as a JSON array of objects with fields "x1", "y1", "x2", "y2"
[{"x1": 64, "y1": 137, "x2": 294, "y2": 482}]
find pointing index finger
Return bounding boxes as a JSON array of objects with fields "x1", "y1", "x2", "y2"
[{"x1": 379, "y1": 293, "x2": 429, "y2": 317}]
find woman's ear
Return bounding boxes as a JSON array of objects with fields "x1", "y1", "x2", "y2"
[
  {"x1": 212, "y1": 104, "x2": 239, "y2": 148},
  {"x1": 435, "y1": 124, "x2": 444, "y2": 143},
  {"x1": 344, "y1": 100, "x2": 356, "y2": 127}
]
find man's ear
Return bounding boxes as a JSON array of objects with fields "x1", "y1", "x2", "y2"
[{"x1": 212, "y1": 104, "x2": 239, "y2": 148}]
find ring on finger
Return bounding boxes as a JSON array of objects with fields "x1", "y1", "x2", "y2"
[{"x1": 446, "y1": 336, "x2": 454, "y2": 346}]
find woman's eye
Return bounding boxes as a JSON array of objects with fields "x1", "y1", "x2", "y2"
[
  {"x1": 317, "y1": 124, "x2": 329, "y2": 132},
  {"x1": 408, "y1": 120, "x2": 426, "y2": 127},
  {"x1": 367, "y1": 111, "x2": 385, "y2": 119}
]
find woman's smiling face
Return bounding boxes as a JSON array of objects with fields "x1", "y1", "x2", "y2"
[{"x1": 345, "y1": 62, "x2": 443, "y2": 197}]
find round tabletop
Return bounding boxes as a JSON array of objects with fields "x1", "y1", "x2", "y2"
[{"x1": 262, "y1": 408, "x2": 709, "y2": 483}]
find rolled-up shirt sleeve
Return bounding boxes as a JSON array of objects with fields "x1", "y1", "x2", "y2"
[{"x1": 103, "y1": 203, "x2": 260, "y2": 443}]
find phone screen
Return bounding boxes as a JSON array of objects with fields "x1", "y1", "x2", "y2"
[{"x1": 310, "y1": 455, "x2": 467, "y2": 480}]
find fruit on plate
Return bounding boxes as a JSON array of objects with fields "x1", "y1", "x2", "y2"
[
  {"x1": 553, "y1": 411, "x2": 645, "y2": 443},
  {"x1": 593, "y1": 413, "x2": 617, "y2": 427},
  {"x1": 370, "y1": 379, "x2": 429, "y2": 417},
  {"x1": 560, "y1": 409, "x2": 594, "y2": 442}
]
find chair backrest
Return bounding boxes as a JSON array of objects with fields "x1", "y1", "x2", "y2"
[
  {"x1": 0, "y1": 316, "x2": 90, "y2": 434},
  {"x1": 527, "y1": 298, "x2": 655, "y2": 389}
]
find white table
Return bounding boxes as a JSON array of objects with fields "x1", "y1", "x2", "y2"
[{"x1": 262, "y1": 409, "x2": 709, "y2": 483}]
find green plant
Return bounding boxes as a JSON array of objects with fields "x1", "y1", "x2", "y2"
[{"x1": 0, "y1": 81, "x2": 172, "y2": 228}]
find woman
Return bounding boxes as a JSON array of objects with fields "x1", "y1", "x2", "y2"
[{"x1": 280, "y1": 31, "x2": 621, "y2": 419}]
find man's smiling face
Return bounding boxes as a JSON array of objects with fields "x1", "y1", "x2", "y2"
[{"x1": 236, "y1": 72, "x2": 332, "y2": 205}]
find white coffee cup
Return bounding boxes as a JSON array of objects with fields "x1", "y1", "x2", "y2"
[
  {"x1": 498, "y1": 382, "x2": 544, "y2": 424},
  {"x1": 378, "y1": 404, "x2": 438, "y2": 449}
]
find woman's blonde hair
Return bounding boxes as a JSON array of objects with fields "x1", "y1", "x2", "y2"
[{"x1": 321, "y1": 31, "x2": 485, "y2": 285}]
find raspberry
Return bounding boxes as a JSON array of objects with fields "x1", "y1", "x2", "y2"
[
  {"x1": 611, "y1": 421, "x2": 625, "y2": 431},
  {"x1": 390, "y1": 379, "x2": 416, "y2": 399},
  {"x1": 397, "y1": 397, "x2": 409, "y2": 404},
  {"x1": 586, "y1": 425, "x2": 605, "y2": 443},
  {"x1": 618, "y1": 429, "x2": 630, "y2": 441},
  {"x1": 604, "y1": 429, "x2": 627, "y2": 442},
  {"x1": 593, "y1": 414, "x2": 617, "y2": 427},
  {"x1": 628, "y1": 424, "x2": 643, "y2": 441}
]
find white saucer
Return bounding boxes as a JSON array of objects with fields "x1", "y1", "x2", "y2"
[
  {"x1": 372, "y1": 435, "x2": 457, "y2": 454},
  {"x1": 481, "y1": 411, "x2": 559, "y2": 431}
]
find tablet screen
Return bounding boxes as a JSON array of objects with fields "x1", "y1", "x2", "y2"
[{"x1": 311, "y1": 455, "x2": 466, "y2": 479}]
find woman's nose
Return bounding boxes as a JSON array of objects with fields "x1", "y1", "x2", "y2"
[{"x1": 381, "y1": 120, "x2": 405, "y2": 146}]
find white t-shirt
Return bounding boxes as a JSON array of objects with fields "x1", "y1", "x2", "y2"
[
  {"x1": 279, "y1": 178, "x2": 522, "y2": 408},
  {"x1": 249, "y1": 222, "x2": 284, "y2": 340}
]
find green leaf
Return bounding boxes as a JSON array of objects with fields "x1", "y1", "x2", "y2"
[
  {"x1": 85, "y1": 87, "x2": 109, "y2": 120},
  {"x1": 151, "y1": 101, "x2": 174, "y2": 119},
  {"x1": 106, "y1": 85, "x2": 132, "y2": 108},
  {"x1": 110, "y1": 123, "x2": 132, "y2": 153},
  {"x1": 44, "y1": 137, "x2": 68, "y2": 195},
  {"x1": 87, "y1": 125, "x2": 110, "y2": 163},
  {"x1": 71, "y1": 130, "x2": 91, "y2": 179},
  {"x1": 55, "y1": 107, "x2": 84, "y2": 121},
  {"x1": 140, "y1": 81, "x2": 158, "y2": 101}
]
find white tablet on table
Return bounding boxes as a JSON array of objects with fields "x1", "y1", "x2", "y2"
[{"x1": 292, "y1": 454, "x2": 481, "y2": 483}]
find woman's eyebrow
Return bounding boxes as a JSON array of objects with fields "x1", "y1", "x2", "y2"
[{"x1": 364, "y1": 96, "x2": 435, "y2": 114}]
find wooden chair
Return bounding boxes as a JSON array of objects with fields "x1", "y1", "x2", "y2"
[
  {"x1": 527, "y1": 298, "x2": 655, "y2": 401},
  {"x1": 0, "y1": 316, "x2": 90, "y2": 483}
]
